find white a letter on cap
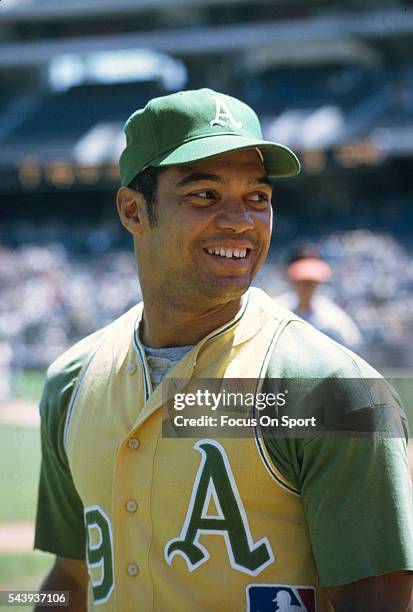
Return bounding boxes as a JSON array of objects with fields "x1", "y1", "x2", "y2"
[{"x1": 210, "y1": 96, "x2": 243, "y2": 129}]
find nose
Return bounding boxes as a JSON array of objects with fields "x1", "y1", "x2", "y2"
[{"x1": 214, "y1": 200, "x2": 254, "y2": 233}]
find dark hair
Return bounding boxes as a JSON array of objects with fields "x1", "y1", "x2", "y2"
[
  {"x1": 128, "y1": 166, "x2": 165, "y2": 228},
  {"x1": 288, "y1": 242, "x2": 321, "y2": 265}
]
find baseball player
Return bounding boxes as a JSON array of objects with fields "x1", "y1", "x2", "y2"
[
  {"x1": 276, "y1": 243, "x2": 363, "y2": 350},
  {"x1": 34, "y1": 89, "x2": 413, "y2": 611}
]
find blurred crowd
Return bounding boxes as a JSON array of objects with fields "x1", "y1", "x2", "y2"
[
  {"x1": 1, "y1": 227, "x2": 413, "y2": 390},
  {"x1": 258, "y1": 230, "x2": 413, "y2": 369},
  {"x1": 0, "y1": 242, "x2": 140, "y2": 373}
]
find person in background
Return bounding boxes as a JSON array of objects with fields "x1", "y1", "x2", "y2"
[{"x1": 277, "y1": 244, "x2": 363, "y2": 350}]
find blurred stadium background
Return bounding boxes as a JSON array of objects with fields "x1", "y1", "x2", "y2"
[{"x1": 0, "y1": 0, "x2": 412, "y2": 601}]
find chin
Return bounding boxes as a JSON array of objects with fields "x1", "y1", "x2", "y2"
[{"x1": 199, "y1": 278, "x2": 250, "y2": 301}]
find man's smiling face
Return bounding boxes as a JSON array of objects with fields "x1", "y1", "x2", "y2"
[{"x1": 136, "y1": 148, "x2": 273, "y2": 307}]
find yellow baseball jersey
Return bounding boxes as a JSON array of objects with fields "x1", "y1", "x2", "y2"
[{"x1": 35, "y1": 288, "x2": 413, "y2": 612}]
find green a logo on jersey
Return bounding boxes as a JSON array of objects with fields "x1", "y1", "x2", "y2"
[{"x1": 164, "y1": 439, "x2": 274, "y2": 576}]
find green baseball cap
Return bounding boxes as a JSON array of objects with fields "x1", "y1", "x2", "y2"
[{"x1": 119, "y1": 88, "x2": 300, "y2": 186}]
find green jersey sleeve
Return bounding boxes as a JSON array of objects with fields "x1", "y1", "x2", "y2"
[
  {"x1": 299, "y1": 433, "x2": 413, "y2": 586},
  {"x1": 34, "y1": 328, "x2": 106, "y2": 559},
  {"x1": 263, "y1": 318, "x2": 413, "y2": 586}
]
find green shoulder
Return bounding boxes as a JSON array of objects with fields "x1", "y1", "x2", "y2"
[
  {"x1": 40, "y1": 327, "x2": 108, "y2": 453},
  {"x1": 262, "y1": 316, "x2": 409, "y2": 489},
  {"x1": 40, "y1": 300, "x2": 143, "y2": 447},
  {"x1": 268, "y1": 314, "x2": 379, "y2": 378}
]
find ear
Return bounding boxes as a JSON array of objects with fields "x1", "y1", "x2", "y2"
[{"x1": 116, "y1": 187, "x2": 147, "y2": 235}]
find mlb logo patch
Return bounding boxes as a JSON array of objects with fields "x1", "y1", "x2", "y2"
[{"x1": 247, "y1": 583, "x2": 316, "y2": 612}]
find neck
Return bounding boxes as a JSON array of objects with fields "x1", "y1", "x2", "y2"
[
  {"x1": 297, "y1": 296, "x2": 312, "y2": 311},
  {"x1": 140, "y1": 293, "x2": 244, "y2": 348}
]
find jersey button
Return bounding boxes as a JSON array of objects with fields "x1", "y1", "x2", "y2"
[
  {"x1": 128, "y1": 437, "x2": 140, "y2": 450},
  {"x1": 126, "y1": 499, "x2": 138, "y2": 513},
  {"x1": 127, "y1": 362, "x2": 137, "y2": 374},
  {"x1": 127, "y1": 563, "x2": 139, "y2": 577}
]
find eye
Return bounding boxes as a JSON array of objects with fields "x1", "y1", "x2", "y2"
[
  {"x1": 192, "y1": 190, "x2": 215, "y2": 199},
  {"x1": 249, "y1": 192, "x2": 267, "y2": 201},
  {"x1": 186, "y1": 190, "x2": 217, "y2": 206},
  {"x1": 247, "y1": 192, "x2": 271, "y2": 207}
]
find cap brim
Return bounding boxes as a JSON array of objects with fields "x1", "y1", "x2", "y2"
[
  {"x1": 148, "y1": 135, "x2": 300, "y2": 178},
  {"x1": 287, "y1": 259, "x2": 332, "y2": 283}
]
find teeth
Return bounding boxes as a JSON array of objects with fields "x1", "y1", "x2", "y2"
[{"x1": 207, "y1": 247, "x2": 248, "y2": 258}]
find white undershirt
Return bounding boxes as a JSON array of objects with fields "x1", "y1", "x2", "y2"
[{"x1": 141, "y1": 343, "x2": 193, "y2": 388}]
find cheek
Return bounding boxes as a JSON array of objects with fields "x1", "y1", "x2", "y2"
[
  {"x1": 256, "y1": 211, "x2": 273, "y2": 243},
  {"x1": 267, "y1": 207, "x2": 274, "y2": 231},
  {"x1": 177, "y1": 210, "x2": 215, "y2": 244},
  {"x1": 156, "y1": 217, "x2": 197, "y2": 259}
]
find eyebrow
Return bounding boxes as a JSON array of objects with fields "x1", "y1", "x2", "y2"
[{"x1": 176, "y1": 172, "x2": 272, "y2": 188}]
